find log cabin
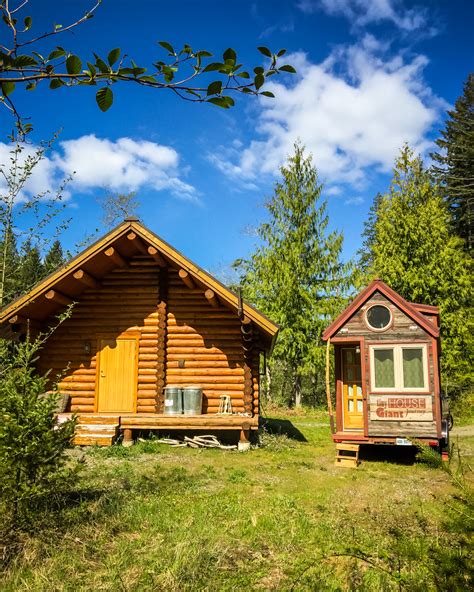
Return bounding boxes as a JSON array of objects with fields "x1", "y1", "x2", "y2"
[
  {"x1": 0, "y1": 218, "x2": 278, "y2": 446},
  {"x1": 322, "y1": 279, "x2": 449, "y2": 450}
]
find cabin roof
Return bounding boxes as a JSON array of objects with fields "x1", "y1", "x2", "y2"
[
  {"x1": 0, "y1": 219, "x2": 279, "y2": 348},
  {"x1": 322, "y1": 279, "x2": 440, "y2": 340}
]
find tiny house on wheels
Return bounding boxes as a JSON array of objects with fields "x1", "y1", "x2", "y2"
[
  {"x1": 323, "y1": 280, "x2": 449, "y2": 451},
  {"x1": 0, "y1": 219, "x2": 278, "y2": 446}
]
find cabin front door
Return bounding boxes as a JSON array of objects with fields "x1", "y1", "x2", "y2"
[
  {"x1": 97, "y1": 338, "x2": 137, "y2": 412},
  {"x1": 341, "y1": 347, "x2": 364, "y2": 431}
]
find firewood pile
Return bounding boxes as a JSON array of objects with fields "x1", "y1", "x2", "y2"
[{"x1": 156, "y1": 435, "x2": 237, "y2": 450}]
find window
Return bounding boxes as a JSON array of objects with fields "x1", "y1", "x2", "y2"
[
  {"x1": 370, "y1": 345, "x2": 428, "y2": 392},
  {"x1": 366, "y1": 304, "x2": 392, "y2": 331}
]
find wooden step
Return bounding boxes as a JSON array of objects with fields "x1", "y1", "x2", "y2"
[
  {"x1": 335, "y1": 443, "x2": 360, "y2": 468},
  {"x1": 77, "y1": 414, "x2": 120, "y2": 425},
  {"x1": 74, "y1": 433, "x2": 116, "y2": 446},
  {"x1": 75, "y1": 424, "x2": 118, "y2": 435}
]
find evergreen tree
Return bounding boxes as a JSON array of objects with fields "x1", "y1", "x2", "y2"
[
  {"x1": 0, "y1": 231, "x2": 20, "y2": 305},
  {"x1": 431, "y1": 73, "x2": 474, "y2": 253},
  {"x1": 236, "y1": 142, "x2": 353, "y2": 407},
  {"x1": 362, "y1": 145, "x2": 473, "y2": 396},
  {"x1": 18, "y1": 240, "x2": 44, "y2": 295},
  {"x1": 43, "y1": 240, "x2": 65, "y2": 277}
]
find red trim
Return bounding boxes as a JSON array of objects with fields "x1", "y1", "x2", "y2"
[
  {"x1": 413, "y1": 303, "x2": 439, "y2": 314},
  {"x1": 322, "y1": 280, "x2": 439, "y2": 340},
  {"x1": 332, "y1": 433, "x2": 443, "y2": 445},
  {"x1": 431, "y1": 337, "x2": 442, "y2": 438},
  {"x1": 335, "y1": 345, "x2": 343, "y2": 433}
]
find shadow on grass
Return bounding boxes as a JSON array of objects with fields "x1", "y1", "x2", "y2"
[
  {"x1": 261, "y1": 418, "x2": 308, "y2": 442},
  {"x1": 359, "y1": 444, "x2": 418, "y2": 465}
]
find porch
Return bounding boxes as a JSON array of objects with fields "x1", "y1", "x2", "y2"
[{"x1": 58, "y1": 412, "x2": 259, "y2": 446}]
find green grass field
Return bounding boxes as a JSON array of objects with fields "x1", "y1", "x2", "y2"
[{"x1": 2, "y1": 411, "x2": 473, "y2": 591}]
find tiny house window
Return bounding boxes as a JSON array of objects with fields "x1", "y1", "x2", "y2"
[
  {"x1": 366, "y1": 304, "x2": 392, "y2": 331},
  {"x1": 370, "y1": 345, "x2": 428, "y2": 392}
]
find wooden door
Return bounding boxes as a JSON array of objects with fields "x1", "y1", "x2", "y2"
[
  {"x1": 97, "y1": 338, "x2": 137, "y2": 412},
  {"x1": 341, "y1": 347, "x2": 364, "y2": 431}
]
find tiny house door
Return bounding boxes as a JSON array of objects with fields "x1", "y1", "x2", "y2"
[
  {"x1": 97, "y1": 338, "x2": 137, "y2": 412},
  {"x1": 341, "y1": 347, "x2": 364, "y2": 431}
]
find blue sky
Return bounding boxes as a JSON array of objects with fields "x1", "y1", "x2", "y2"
[{"x1": 2, "y1": 0, "x2": 473, "y2": 280}]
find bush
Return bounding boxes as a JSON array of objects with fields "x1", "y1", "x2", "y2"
[{"x1": 0, "y1": 337, "x2": 77, "y2": 529}]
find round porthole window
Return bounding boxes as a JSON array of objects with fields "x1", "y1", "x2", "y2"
[{"x1": 366, "y1": 304, "x2": 391, "y2": 331}]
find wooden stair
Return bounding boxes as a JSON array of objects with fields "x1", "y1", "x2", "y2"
[
  {"x1": 335, "y1": 443, "x2": 360, "y2": 468},
  {"x1": 73, "y1": 414, "x2": 120, "y2": 446}
]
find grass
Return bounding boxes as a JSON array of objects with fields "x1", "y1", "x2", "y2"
[{"x1": 2, "y1": 411, "x2": 473, "y2": 591}]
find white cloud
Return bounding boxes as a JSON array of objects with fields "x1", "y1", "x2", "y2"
[
  {"x1": 297, "y1": 0, "x2": 427, "y2": 31},
  {"x1": 0, "y1": 135, "x2": 196, "y2": 203},
  {"x1": 210, "y1": 39, "x2": 445, "y2": 192}
]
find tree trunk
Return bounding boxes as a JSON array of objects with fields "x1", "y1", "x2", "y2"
[
  {"x1": 294, "y1": 373, "x2": 302, "y2": 408},
  {"x1": 265, "y1": 362, "x2": 272, "y2": 403}
]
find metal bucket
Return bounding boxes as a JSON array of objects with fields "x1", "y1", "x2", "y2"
[
  {"x1": 183, "y1": 387, "x2": 203, "y2": 415},
  {"x1": 163, "y1": 386, "x2": 183, "y2": 415}
]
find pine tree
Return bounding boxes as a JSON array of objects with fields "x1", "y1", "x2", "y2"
[
  {"x1": 0, "y1": 231, "x2": 20, "y2": 306},
  {"x1": 236, "y1": 142, "x2": 352, "y2": 407},
  {"x1": 43, "y1": 240, "x2": 65, "y2": 277},
  {"x1": 362, "y1": 145, "x2": 473, "y2": 396},
  {"x1": 18, "y1": 239, "x2": 44, "y2": 295},
  {"x1": 431, "y1": 73, "x2": 474, "y2": 253}
]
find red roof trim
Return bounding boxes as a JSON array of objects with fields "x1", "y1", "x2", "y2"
[
  {"x1": 413, "y1": 303, "x2": 439, "y2": 314},
  {"x1": 322, "y1": 280, "x2": 439, "y2": 340}
]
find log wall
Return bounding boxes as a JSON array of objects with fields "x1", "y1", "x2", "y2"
[
  {"x1": 166, "y1": 269, "x2": 249, "y2": 414},
  {"x1": 39, "y1": 257, "x2": 160, "y2": 413},
  {"x1": 39, "y1": 259, "x2": 260, "y2": 416}
]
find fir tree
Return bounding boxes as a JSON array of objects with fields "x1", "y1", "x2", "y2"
[
  {"x1": 431, "y1": 73, "x2": 474, "y2": 253},
  {"x1": 18, "y1": 239, "x2": 44, "y2": 295},
  {"x1": 362, "y1": 145, "x2": 473, "y2": 396},
  {"x1": 236, "y1": 142, "x2": 353, "y2": 407},
  {"x1": 0, "y1": 231, "x2": 20, "y2": 306},
  {"x1": 43, "y1": 240, "x2": 65, "y2": 277}
]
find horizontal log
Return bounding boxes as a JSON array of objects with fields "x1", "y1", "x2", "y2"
[
  {"x1": 137, "y1": 406, "x2": 157, "y2": 413},
  {"x1": 71, "y1": 405, "x2": 95, "y2": 412},
  {"x1": 167, "y1": 347, "x2": 243, "y2": 355},
  {"x1": 139, "y1": 354, "x2": 158, "y2": 361},
  {"x1": 58, "y1": 382, "x2": 96, "y2": 391},
  {"x1": 104, "y1": 246, "x2": 128, "y2": 267},
  {"x1": 178, "y1": 269, "x2": 196, "y2": 289},
  {"x1": 166, "y1": 361, "x2": 242, "y2": 369},
  {"x1": 147, "y1": 246, "x2": 166, "y2": 266},
  {"x1": 166, "y1": 368, "x2": 244, "y2": 376},
  {"x1": 73, "y1": 269, "x2": 101, "y2": 289},
  {"x1": 138, "y1": 376, "x2": 159, "y2": 383},
  {"x1": 45, "y1": 290, "x2": 74, "y2": 306},
  {"x1": 70, "y1": 397, "x2": 96, "y2": 405}
]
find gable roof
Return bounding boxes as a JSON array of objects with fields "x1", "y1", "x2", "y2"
[
  {"x1": 0, "y1": 219, "x2": 279, "y2": 348},
  {"x1": 322, "y1": 279, "x2": 440, "y2": 340}
]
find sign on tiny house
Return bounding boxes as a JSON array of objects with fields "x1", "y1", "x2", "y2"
[{"x1": 322, "y1": 280, "x2": 449, "y2": 452}]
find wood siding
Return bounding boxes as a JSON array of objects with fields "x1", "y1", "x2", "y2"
[{"x1": 39, "y1": 258, "x2": 259, "y2": 416}]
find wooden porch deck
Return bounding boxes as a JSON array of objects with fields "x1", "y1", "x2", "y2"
[{"x1": 58, "y1": 413, "x2": 259, "y2": 446}]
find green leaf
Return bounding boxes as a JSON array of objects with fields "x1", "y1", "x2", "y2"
[
  {"x1": 26, "y1": 82, "x2": 36, "y2": 91},
  {"x1": 207, "y1": 80, "x2": 222, "y2": 96},
  {"x1": 1, "y1": 81, "x2": 15, "y2": 96},
  {"x1": 260, "y1": 91, "x2": 275, "y2": 98},
  {"x1": 158, "y1": 41, "x2": 175, "y2": 55},
  {"x1": 254, "y1": 73, "x2": 265, "y2": 90},
  {"x1": 87, "y1": 61, "x2": 97, "y2": 76},
  {"x1": 202, "y1": 62, "x2": 224, "y2": 73},
  {"x1": 277, "y1": 49, "x2": 287, "y2": 57},
  {"x1": 107, "y1": 48, "x2": 120, "y2": 67},
  {"x1": 185, "y1": 89, "x2": 202, "y2": 98},
  {"x1": 257, "y1": 46, "x2": 272, "y2": 58},
  {"x1": 207, "y1": 95, "x2": 234, "y2": 108},
  {"x1": 223, "y1": 48, "x2": 236, "y2": 63},
  {"x1": 279, "y1": 65, "x2": 296, "y2": 73},
  {"x1": 253, "y1": 66, "x2": 264, "y2": 75},
  {"x1": 66, "y1": 54, "x2": 82, "y2": 75},
  {"x1": 196, "y1": 50, "x2": 213, "y2": 58},
  {"x1": 49, "y1": 79, "x2": 64, "y2": 90},
  {"x1": 23, "y1": 16, "x2": 32, "y2": 30},
  {"x1": 96, "y1": 86, "x2": 113, "y2": 112},
  {"x1": 48, "y1": 48, "x2": 66, "y2": 61},
  {"x1": 13, "y1": 55, "x2": 38, "y2": 67},
  {"x1": 138, "y1": 75, "x2": 157, "y2": 84},
  {"x1": 237, "y1": 71, "x2": 250, "y2": 79},
  {"x1": 94, "y1": 53, "x2": 110, "y2": 73}
]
